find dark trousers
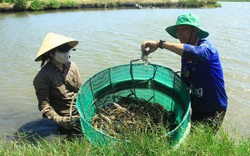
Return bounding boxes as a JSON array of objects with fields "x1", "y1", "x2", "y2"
[{"x1": 191, "y1": 110, "x2": 227, "y2": 133}]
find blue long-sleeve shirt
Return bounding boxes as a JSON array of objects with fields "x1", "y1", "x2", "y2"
[{"x1": 181, "y1": 39, "x2": 227, "y2": 115}]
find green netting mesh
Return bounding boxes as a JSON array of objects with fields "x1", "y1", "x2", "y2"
[{"x1": 76, "y1": 62, "x2": 191, "y2": 147}]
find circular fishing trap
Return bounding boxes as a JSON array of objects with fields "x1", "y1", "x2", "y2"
[{"x1": 76, "y1": 62, "x2": 191, "y2": 147}]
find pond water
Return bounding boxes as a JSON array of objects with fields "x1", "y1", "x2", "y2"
[{"x1": 0, "y1": 2, "x2": 249, "y2": 139}]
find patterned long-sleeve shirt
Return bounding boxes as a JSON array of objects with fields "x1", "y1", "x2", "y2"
[{"x1": 33, "y1": 61, "x2": 82, "y2": 117}]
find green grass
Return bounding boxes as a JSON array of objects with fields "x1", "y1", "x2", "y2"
[
  {"x1": 218, "y1": 0, "x2": 250, "y2": 1},
  {"x1": 1, "y1": 124, "x2": 249, "y2": 156}
]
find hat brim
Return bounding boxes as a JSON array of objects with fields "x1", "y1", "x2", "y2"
[
  {"x1": 165, "y1": 24, "x2": 209, "y2": 39},
  {"x1": 35, "y1": 33, "x2": 79, "y2": 62}
]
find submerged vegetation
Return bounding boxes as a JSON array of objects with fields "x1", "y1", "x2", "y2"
[
  {"x1": 0, "y1": 124, "x2": 249, "y2": 155},
  {"x1": 0, "y1": 0, "x2": 220, "y2": 12}
]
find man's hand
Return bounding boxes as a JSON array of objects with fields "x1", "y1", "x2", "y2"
[{"x1": 141, "y1": 40, "x2": 159, "y2": 55}]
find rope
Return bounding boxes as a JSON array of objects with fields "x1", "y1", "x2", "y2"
[{"x1": 70, "y1": 93, "x2": 77, "y2": 120}]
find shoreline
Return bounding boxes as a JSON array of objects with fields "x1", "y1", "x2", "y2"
[{"x1": 0, "y1": 0, "x2": 220, "y2": 13}]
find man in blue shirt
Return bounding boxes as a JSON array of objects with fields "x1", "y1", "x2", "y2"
[{"x1": 141, "y1": 13, "x2": 228, "y2": 133}]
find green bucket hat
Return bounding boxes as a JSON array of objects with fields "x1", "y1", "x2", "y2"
[{"x1": 165, "y1": 13, "x2": 209, "y2": 39}]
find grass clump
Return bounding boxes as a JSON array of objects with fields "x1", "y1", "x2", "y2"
[
  {"x1": 30, "y1": 0, "x2": 45, "y2": 11},
  {"x1": 0, "y1": 124, "x2": 249, "y2": 155},
  {"x1": 30, "y1": 0, "x2": 78, "y2": 11},
  {"x1": 45, "y1": 0, "x2": 61, "y2": 9},
  {"x1": 13, "y1": 0, "x2": 27, "y2": 11},
  {"x1": 61, "y1": 0, "x2": 77, "y2": 8}
]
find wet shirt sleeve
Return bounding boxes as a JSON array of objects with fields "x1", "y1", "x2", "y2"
[{"x1": 182, "y1": 39, "x2": 217, "y2": 62}]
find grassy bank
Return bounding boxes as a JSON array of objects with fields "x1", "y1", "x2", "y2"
[
  {"x1": 1, "y1": 124, "x2": 249, "y2": 156},
  {"x1": 0, "y1": 0, "x2": 220, "y2": 12},
  {"x1": 219, "y1": 0, "x2": 250, "y2": 1}
]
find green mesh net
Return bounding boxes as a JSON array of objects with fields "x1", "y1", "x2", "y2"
[{"x1": 76, "y1": 61, "x2": 191, "y2": 147}]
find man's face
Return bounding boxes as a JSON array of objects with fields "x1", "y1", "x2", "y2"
[{"x1": 176, "y1": 25, "x2": 194, "y2": 43}]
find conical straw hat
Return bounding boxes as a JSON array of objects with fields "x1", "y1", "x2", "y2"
[{"x1": 35, "y1": 32, "x2": 79, "y2": 61}]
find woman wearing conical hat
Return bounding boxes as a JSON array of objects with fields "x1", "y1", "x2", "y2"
[
  {"x1": 141, "y1": 13, "x2": 228, "y2": 133},
  {"x1": 33, "y1": 32, "x2": 82, "y2": 135}
]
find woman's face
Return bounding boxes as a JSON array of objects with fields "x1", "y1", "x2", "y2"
[
  {"x1": 54, "y1": 51, "x2": 70, "y2": 64},
  {"x1": 50, "y1": 50, "x2": 70, "y2": 64}
]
